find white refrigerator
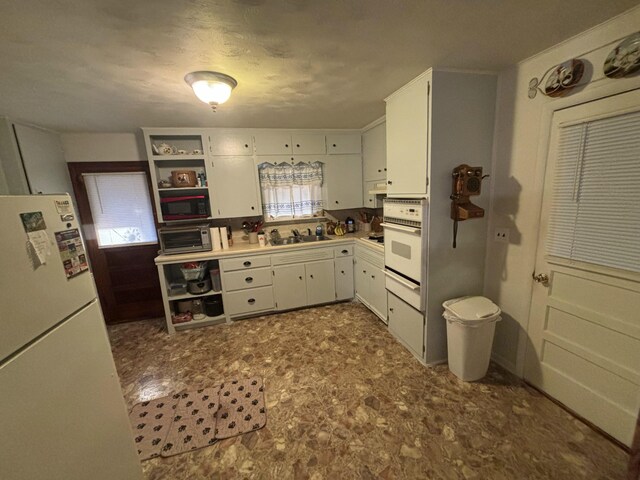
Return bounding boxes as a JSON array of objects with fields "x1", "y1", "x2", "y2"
[{"x1": 0, "y1": 194, "x2": 143, "y2": 480}]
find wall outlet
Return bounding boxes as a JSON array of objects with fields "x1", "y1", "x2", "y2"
[{"x1": 494, "y1": 227, "x2": 510, "y2": 244}]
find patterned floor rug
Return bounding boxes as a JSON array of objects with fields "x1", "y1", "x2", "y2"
[{"x1": 128, "y1": 377, "x2": 266, "y2": 460}]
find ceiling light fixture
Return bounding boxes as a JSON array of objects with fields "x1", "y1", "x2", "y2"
[{"x1": 184, "y1": 71, "x2": 237, "y2": 112}]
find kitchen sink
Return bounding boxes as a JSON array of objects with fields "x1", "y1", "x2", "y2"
[
  {"x1": 270, "y1": 235, "x2": 332, "y2": 246},
  {"x1": 299, "y1": 235, "x2": 332, "y2": 242}
]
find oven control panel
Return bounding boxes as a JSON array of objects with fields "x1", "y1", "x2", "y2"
[{"x1": 383, "y1": 198, "x2": 424, "y2": 225}]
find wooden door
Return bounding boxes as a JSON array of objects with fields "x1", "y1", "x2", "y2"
[
  {"x1": 305, "y1": 260, "x2": 335, "y2": 305},
  {"x1": 524, "y1": 90, "x2": 640, "y2": 447},
  {"x1": 273, "y1": 264, "x2": 307, "y2": 310},
  {"x1": 68, "y1": 162, "x2": 163, "y2": 324}
]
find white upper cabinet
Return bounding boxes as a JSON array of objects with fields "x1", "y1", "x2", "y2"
[
  {"x1": 254, "y1": 133, "x2": 326, "y2": 155},
  {"x1": 209, "y1": 133, "x2": 253, "y2": 156},
  {"x1": 209, "y1": 156, "x2": 261, "y2": 218},
  {"x1": 385, "y1": 71, "x2": 430, "y2": 196},
  {"x1": 362, "y1": 122, "x2": 387, "y2": 181},
  {"x1": 324, "y1": 155, "x2": 363, "y2": 209},
  {"x1": 291, "y1": 134, "x2": 326, "y2": 155},
  {"x1": 326, "y1": 134, "x2": 362, "y2": 155},
  {"x1": 253, "y1": 133, "x2": 293, "y2": 155}
]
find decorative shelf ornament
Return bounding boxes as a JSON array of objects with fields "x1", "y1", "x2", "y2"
[
  {"x1": 604, "y1": 31, "x2": 640, "y2": 79},
  {"x1": 528, "y1": 59, "x2": 585, "y2": 99}
]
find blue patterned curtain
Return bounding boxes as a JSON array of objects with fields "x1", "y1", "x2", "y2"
[{"x1": 259, "y1": 162, "x2": 324, "y2": 219}]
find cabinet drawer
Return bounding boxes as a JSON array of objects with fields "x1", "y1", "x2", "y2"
[
  {"x1": 223, "y1": 267, "x2": 272, "y2": 292},
  {"x1": 334, "y1": 245, "x2": 353, "y2": 257},
  {"x1": 272, "y1": 248, "x2": 333, "y2": 266},
  {"x1": 220, "y1": 255, "x2": 271, "y2": 272},
  {"x1": 226, "y1": 286, "x2": 274, "y2": 316}
]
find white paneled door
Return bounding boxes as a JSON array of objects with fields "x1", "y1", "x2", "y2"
[{"x1": 525, "y1": 90, "x2": 640, "y2": 447}]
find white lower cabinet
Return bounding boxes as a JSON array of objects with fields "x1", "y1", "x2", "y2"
[
  {"x1": 273, "y1": 264, "x2": 307, "y2": 310},
  {"x1": 273, "y1": 259, "x2": 336, "y2": 309},
  {"x1": 354, "y1": 244, "x2": 387, "y2": 322},
  {"x1": 306, "y1": 260, "x2": 336, "y2": 305},
  {"x1": 334, "y1": 256, "x2": 354, "y2": 301},
  {"x1": 157, "y1": 243, "x2": 356, "y2": 332},
  {"x1": 387, "y1": 292, "x2": 424, "y2": 358}
]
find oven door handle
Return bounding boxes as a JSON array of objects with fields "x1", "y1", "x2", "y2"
[
  {"x1": 379, "y1": 223, "x2": 421, "y2": 235},
  {"x1": 383, "y1": 270, "x2": 421, "y2": 291}
]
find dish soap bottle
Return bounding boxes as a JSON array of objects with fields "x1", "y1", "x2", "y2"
[{"x1": 345, "y1": 217, "x2": 355, "y2": 233}]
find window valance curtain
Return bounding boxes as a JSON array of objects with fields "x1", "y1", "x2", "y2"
[{"x1": 258, "y1": 162, "x2": 324, "y2": 219}]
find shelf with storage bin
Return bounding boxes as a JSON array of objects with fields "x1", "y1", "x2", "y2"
[{"x1": 159, "y1": 258, "x2": 226, "y2": 333}]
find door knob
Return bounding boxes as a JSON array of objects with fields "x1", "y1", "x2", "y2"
[{"x1": 532, "y1": 272, "x2": 549, "y2": 285}]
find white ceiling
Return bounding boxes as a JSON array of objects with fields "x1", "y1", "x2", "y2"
[{"x1": 0, "y1": 0, "x2": 637, "y2": 132}]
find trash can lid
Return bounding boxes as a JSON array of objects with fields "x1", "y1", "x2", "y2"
[{"x1": 443, "y1": 296, "x2": 500, "y2": 320}]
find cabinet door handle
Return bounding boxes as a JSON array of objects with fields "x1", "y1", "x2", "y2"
[
  {"x1": 387, "y1": 180, "x2": 393, "y2": 185},
  {"x1": 363, "y1": 270, "x2": 367, "y2": 274},
  {"x1": 245, "y1": 276, "x2": 253, "y2": 283},
  {"x1": 332, "y1": 143, "x2": 337, "y2": 147},
  {"x1": 296, "y1": 144, "x2": 300, "y2": 147},
  {"x1": 243, "y1": 261, "x2": 252, "y2": 267},
  {"x1": 310, "y1": 274, "x2": 314, "y2": 279},
  {"x1": 389, "y1": 307, "x2": 394, "y2": 313},
  {"x1": 285, "y1": 144, "x2": 289, "y2": 148},
  {"x1": 335, "y1": 200, "x2": 339, "y2": 204},
  {"x1": 341, "y1": 270, "x2": 345, "y2": 274},
  {"x1": 378, "y1": 169, "x2": 381, "y2": 172},
  {"x1": 251, "y1": 206, "x2": 255, "y2": 210},
  {"x1": 299, "y1": 276, "x2": 303, "y2": 280},
  {"x1": 384, "y1": 167, "x2": 387, "y2": 171},
  {"x1": 244, "y1": 144, "x2": 249, "y2": 148},
  {"x1": 371, "y1": 275, "x2": 375, "y2": 279},
  {"x1": 341, "y1": 249, "x2": 348, "y2": 254},
  {"x1": 247, "y1": 298, "x2": 256, "y2": 304}
]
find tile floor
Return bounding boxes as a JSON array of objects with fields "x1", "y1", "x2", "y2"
[{"x1": 108, "y1": 302, "x2": 629, "y2": 479}]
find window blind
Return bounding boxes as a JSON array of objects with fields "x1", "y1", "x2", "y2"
[
  {"x1": 83, "y1": 172, "x2": 157, "y2": 247},
  {"x1": 546, "y1": 109, "x2": 640, "y2": 273}
]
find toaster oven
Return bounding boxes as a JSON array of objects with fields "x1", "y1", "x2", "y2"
[{"x1": 158, "y1": 224, "x2": 212, "y2": 255}]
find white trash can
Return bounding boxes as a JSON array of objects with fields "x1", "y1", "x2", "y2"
[{"x1": 443, "y1": 296, "x2": 501, "y2": 381}]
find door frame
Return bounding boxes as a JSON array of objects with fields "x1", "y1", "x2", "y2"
[
  {"x1": 67, "y1": 161, "x2": 162, "y2": 324},
  {"x1": 514, "y1": 81, "x2": 640, "y2": 376}
]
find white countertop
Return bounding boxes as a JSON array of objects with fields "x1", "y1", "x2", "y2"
[{"x1": 155, "y1": 232, "x2": 382, "y2": 265}]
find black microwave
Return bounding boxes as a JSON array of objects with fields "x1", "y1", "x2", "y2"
[
  {"x1": 160, "y1": 195, "x2": 209, "y2": 221},
  {"x1": 158, "y1": 224, "x2": 212, "y2": 255}
]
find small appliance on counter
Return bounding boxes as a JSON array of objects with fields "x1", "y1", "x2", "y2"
[{"x1": 158, "y1": 224, "x2": 212, "y2": 255}]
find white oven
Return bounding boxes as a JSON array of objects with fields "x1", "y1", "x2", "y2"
[{"x1": 381, "y1": 198, "x2": 428, "y2": 311}]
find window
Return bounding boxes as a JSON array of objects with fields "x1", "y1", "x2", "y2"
[
  {"x1": 258, "y1": 162, "x2": 324, "y2": 220},
  {"x1": 83, "y1": 172, "x2": 158, "y2": 247},
  {"x1": 547, "y1": 109, "x2": 640, "y2": 273}
]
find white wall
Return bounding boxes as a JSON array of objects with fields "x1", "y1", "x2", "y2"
[
  {"x1": 485, "y1": 6, "x2": 640, "y2": 375},
  {"x1": 60, "y1": 132, "x2": 145, "y2": 162}
]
